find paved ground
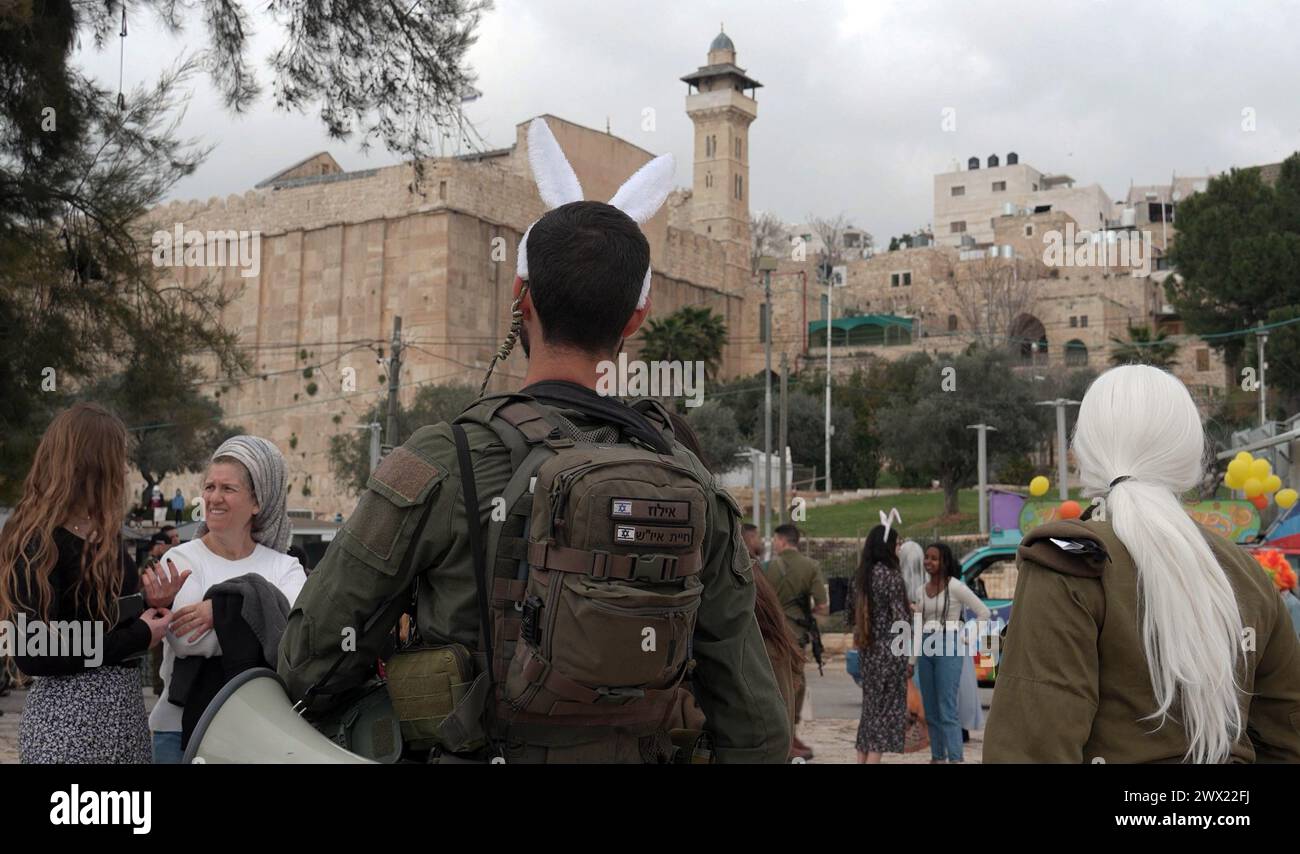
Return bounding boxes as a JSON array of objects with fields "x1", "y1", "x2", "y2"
[
  {"x1": 1, "y1": 655, "x2": 990, "y2": 764},
  {"x1": 800, "y1": 654, "x2": 992, "y2": 764}
]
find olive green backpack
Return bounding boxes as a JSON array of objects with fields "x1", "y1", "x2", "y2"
[{"x1": 452, "y1": 394, "x2": 710, "y2": 753}]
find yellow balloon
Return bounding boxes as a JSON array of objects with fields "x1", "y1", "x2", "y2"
[
  {"x1": 1277, "y1": 488, "x2": 1298, "y2": 509},
  {"x1": 1244, "y1": 477, "x2": 1264, "y2": 498},
  {"x1": 1226, "y1": 458, "x2": 1251, "y2": 481},
  {"x1": 1235, "y1": 451, "x2": 1254, "y2": 464},
  {"x1": 1265, "y1": 474, "x2": 1283, "y2": 494},
  {"x1": 1224, "y1": 471, "x2": 1244, "y2": 490},
  {"x1": 1250, "y1": 458, "x2": 1272, "y2": 480},
  {"x1": 1029, "y1": 476, "x2": 1049, "y2": 497}
]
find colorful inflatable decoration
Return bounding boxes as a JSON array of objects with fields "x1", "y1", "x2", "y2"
[
  {"x1": 1277, "y1": 488, "x2": 1298, "y2": 510},
  {"x1": 1029, "y1": 475, "x2": 1049, "y2": 497},
  {"x1": 1223, "y1": 450, "x2": 1285, "y2": 507},
  {"x1": 1020, "y1": 499, "x2": 1264, "y2": 542},
  {"x1": 1057, "y1": 499, "x2": 1082, "y2": 520},
  {"x1": 1252, "y1": 548, "x2": 1298, "y2": 593}
]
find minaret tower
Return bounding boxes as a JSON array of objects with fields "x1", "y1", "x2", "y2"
[{"x1": 681, "y1": 25, "x2": 761, "y2": 252}]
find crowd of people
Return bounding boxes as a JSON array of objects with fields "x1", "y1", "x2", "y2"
[
  {"x1": 1, "y1": 120, "x2": 1298, "y2": 764},
  {"x1": 0, "y1": 404, "x2": 308, "y2": 763},
  {"x1": 5, "y1": 362, "x2": 1300, "y2": 764}
]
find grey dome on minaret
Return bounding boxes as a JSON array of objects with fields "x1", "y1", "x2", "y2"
[{"x1": 710, "y1": 28, "x2": 735, "y2": 53}]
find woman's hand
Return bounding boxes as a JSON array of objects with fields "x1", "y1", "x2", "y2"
[
  {"x1": 141, "y1": 558, "x2": 192, "y2": 609},
  {"x1": 171, "y1": 600, "x2": 214, "y2": 644},
  {"x1": 141, "y1": 608, "x2": 173, "y2": 648}
]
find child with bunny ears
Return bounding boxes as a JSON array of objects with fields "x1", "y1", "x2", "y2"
[{"x1": 279, "y1": 119, "x2": 792, "y2": 764}]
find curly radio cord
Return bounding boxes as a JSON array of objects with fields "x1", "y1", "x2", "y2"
[{"x1": 478, "y1": 283, "x2": 528, "y2": 397}]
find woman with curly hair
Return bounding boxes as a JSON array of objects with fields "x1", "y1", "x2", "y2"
[{"x1": 0, "y1": 403, "x2": 173, "y2": 763}]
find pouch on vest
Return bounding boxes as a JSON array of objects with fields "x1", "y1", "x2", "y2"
[
  {"x1": 315, "y1": 679, "x2": 402, "y2": 763},
  {"x1": 385, "y1": 643, "x2": 482, "y2": 752}
]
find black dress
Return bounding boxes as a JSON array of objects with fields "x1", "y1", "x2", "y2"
[
  {"x1": 15, "y1": 528, "x2": 153, "y2": 764},
  {"x1": 855, "y1": 561, "x2": 910, "y2": 754}
]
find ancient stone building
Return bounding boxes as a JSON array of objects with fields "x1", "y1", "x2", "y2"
[{"x1": 149, "y1": 30, "x2": 764, "y2": 516}]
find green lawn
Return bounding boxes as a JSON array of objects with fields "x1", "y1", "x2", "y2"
[{"x1": 801, "y1": 487, "x2": 1087, "y2": 540}]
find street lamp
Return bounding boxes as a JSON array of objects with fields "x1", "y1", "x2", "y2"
[
  {"x1": 1036, "y1": 398, "x2": 1081, "y2": 500},
  {"x1": 758, "y1": 255, "x2": 780, "y2": 551}
]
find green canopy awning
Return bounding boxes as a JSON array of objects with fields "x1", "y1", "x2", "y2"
[{"x1": 809, "y1": 314, "x2": 913, "y2": 347}]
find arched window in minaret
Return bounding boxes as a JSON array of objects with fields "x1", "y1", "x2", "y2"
[{"x1": 735, "y1": 137, "x2": 741, "y2": 158}]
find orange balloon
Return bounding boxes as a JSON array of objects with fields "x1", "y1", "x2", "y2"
[
  {"x1": 1250, "y1": 494, "x2": 1269, "y2": 510},
  {"x1": 1058, "y1": 500, "x2": 1083, "y2": 520}
]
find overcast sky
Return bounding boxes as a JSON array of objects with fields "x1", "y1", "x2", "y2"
[{"x1": 74, "y1": 0, "x2": 1300, "y2": 240}]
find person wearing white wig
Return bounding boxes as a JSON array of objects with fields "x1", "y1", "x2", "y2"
[
  {"x1": 985, "y1": 365, "x2": 1300, "y2": 763},
  {"x1": 140, "y1": 435, "x2": 306, "y2": 762},
  {"x1": 898, "y1": 540, "x2": 926, "y2": 603}
]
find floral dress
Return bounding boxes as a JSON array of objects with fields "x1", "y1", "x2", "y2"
[{"x1": 855, "y1": 561, "x2": 911, "y2": 754}]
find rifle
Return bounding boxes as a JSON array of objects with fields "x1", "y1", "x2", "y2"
[{"x1": 795, "y1": 603, "x2": 824, "y2": 676}]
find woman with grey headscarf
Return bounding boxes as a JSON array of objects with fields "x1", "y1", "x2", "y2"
[{"x1": 139, "y1": 436, "x2": 305, "y2": 763}]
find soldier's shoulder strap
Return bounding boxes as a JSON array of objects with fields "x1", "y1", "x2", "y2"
[
  {"x1": 1018, "y1": 519, "x2": 1111, "y2": 579},
  {"x1": 627, "y1": 397, "x2": 674, "y2": 433}
]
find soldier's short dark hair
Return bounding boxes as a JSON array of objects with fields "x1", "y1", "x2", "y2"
[
  {"x1": 741, "y1": 523, "x2": 758, "y2": 535},
  {"x1": 526, "y1": 201, "x2": 650, "y2": 356},
  {"x1": 774, "y1": 524, "x2": 800, "y2": 544}
]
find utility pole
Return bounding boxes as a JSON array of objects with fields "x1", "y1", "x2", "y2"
[
  {"x1": 1257, "y1": 321, "x2": 1269, "y2": 429},
  {"x1": 967, "y1": 423, "x2": 993, "y2": 535},
  {"x1": 779, "y1": 352, "x2": 789, "y2": 524},
  {"x1": 750, "y1": 449, "x2": 760, "y2": 531},
  {"x1": 385, "y1": 316, "x2": 403, "y2": 452},
  {"x1": 368, "y1": 422, "x2": 382, "y2": 476},
  {"x1": 759, "y1": 257, "x2": 778, "y2": 549},
  {"x1": 824, "y1": 265, "x2": 833, "y2": 496},
  {"x1": 1036, "y1": 398, "x2": 1081, "y2": 501}
]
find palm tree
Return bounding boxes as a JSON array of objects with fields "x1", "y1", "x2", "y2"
[
  {"x1": 1109, "y1": 324, "x2": 1179, "y2": 369},
  {"x1": 639, "y1": 305, "x2": 728, "y2": 380}
]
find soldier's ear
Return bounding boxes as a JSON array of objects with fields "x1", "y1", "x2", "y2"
[
  {"x1": 513, "y1": 276, "x2": 535, "y2": 320},
  {"x1": 621, "y1": 294, "x2": 651, "y2": 339}
]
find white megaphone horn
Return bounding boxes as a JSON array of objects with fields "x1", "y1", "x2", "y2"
[{"x1": 183, "y1": 668, "x2": 384, "y2": 764}]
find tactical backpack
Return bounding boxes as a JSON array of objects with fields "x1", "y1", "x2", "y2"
[{"x1": 451, "y1": 393, "x2": 711, "y2": 754}]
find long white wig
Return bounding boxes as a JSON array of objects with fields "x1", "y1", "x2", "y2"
[
  {"x1": 898, "y1": 539, "x2": 926, "y2": 603},
  {"x1": 1071, "y1": 364, "x2": 1244, "y2": 763}
]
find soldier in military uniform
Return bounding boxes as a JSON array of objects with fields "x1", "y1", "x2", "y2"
[
  {"x1": 762, "y1": 523, "x2": 827, "y2": 761},
  {"x1": 278, "y1": 143, "x2": 789, "y2": 762},
  {"x1": 985, "y1": 364, "x2": 1300, "y2": 763}
]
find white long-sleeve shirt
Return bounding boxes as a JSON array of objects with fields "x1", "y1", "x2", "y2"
[
  {"x1": 915, "y1": 577, "x2": 991, "y2": 630},
  {"x1": 148, "y1": 538, "x2": 305, "y2": 733}
]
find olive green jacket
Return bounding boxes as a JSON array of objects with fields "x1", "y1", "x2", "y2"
[
  {"x1": 762, "y1": 548, "x2": 827, "y2": 647},
  {"x1": 985, "y1": 518, "x2": 1300, "y2": 763},
  {"x1": 278, "y1": 401, "x2": 790, "y2": 763}
]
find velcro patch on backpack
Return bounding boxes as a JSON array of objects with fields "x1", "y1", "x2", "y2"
[
  {"x1": 609, "y1": 498, "x2": 691, "y2": 523},
  {"x1": 613, "y1": 524, "x2": 695, "y2": 548}
]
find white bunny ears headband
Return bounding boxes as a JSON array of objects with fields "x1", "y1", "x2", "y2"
[
  {"x1": 879, "y1": 508, "x2": 902, "y2": 539},
  {"x1": 516, "y1": 118, "x2": 676, "y2": 311}
]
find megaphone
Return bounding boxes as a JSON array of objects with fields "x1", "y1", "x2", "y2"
[{"x1": 183, "y1": 668, "x2": 377, "y2": 764}]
